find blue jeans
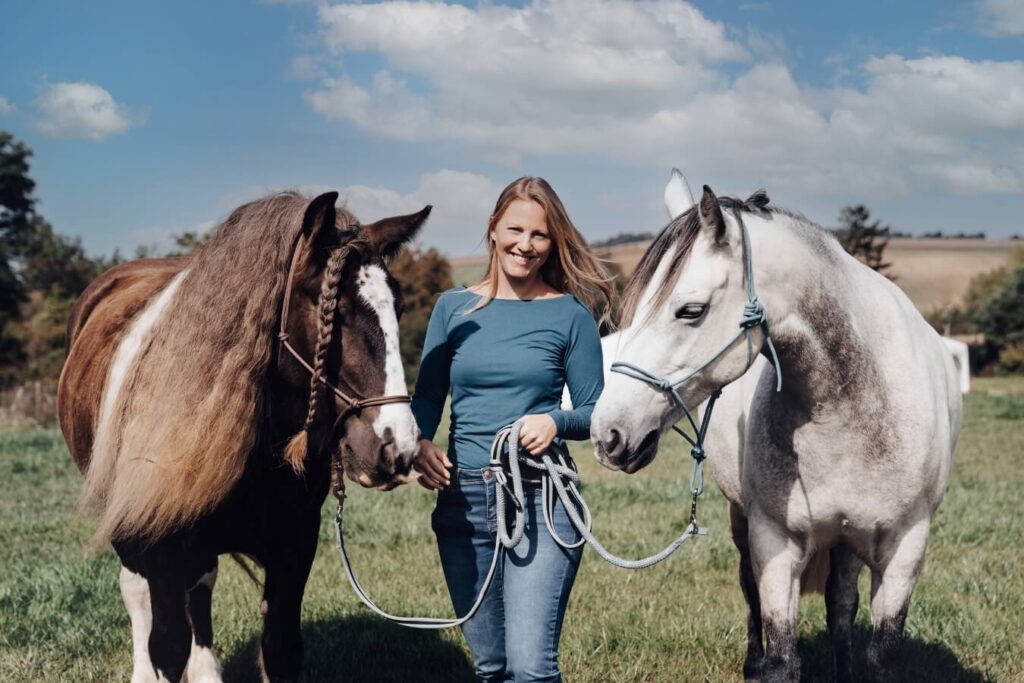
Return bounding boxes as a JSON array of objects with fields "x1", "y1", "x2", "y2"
[{"x1": 432, "y1": 467, "x2": 583, "y2": 683}]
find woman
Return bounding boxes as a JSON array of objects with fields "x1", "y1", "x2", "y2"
[{"x1": 412, "y1": 176, "x2": 611, "y2": 682}]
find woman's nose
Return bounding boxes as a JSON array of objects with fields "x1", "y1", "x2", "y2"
[{"x1": 517, "y1": 234, "x2": 533, "y2": 251}]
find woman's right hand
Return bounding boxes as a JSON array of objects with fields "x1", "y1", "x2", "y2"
[{"x1": 413, "y1": 438, "x2": 452, "y2": 490}]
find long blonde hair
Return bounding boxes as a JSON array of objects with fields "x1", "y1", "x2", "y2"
[{"x1": 471, "y1": 176, "x2": 613, "y2": 325}]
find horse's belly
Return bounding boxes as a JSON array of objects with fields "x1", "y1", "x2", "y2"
[{"x1": 748, "y1": 431, "x2": 949, "y2": 543}]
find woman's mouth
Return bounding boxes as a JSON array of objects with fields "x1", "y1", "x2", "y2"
[{"x1": 509, "y1": 251, "x2": 535, "y2": 266}]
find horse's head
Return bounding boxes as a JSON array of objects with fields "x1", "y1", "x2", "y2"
[
  {"x1": 280, "y1": 192, "x2": 431, "y2": 489},
  {"x1": 592, "y1": 175, "x2": 770, "y2": 473}
]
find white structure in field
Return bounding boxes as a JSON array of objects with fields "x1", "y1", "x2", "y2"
[{"x1": 942, "y1": 337, "x2": 970, "y2": 395}]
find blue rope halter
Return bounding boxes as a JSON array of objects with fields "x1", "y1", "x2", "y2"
[{"x1": 609, "y1": 208, "x2": 782, "y2": 518}]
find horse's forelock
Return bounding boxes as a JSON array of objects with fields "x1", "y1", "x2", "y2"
[{"x1": 619, "y1": 191, "x2": 774, "y2": 328}]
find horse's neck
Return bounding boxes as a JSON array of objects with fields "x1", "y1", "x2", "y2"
[{"x1": 748, "y1": 214, "x2": 888, "y2": 410}]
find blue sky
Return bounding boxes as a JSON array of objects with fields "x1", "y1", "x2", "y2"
[{"x1": 1, "y1": 0, "x2": 1022, "y2": 257}]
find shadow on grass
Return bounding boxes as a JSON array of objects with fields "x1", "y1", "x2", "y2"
[
  {"x1": 798, "y1": 625, "x2": 991, "y2": 682},
  {"x1": 222, "y1": 613, "x2": 476, "y2": 682}
]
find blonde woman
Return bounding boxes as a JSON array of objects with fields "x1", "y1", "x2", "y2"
[{"x1": 412, "y1": 177, "x2": 611, "y2": 682}]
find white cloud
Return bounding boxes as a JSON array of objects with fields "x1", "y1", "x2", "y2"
[
  {"x1": 0, "y1": 96, "x2": 14, "y2": 115},
  {"x1": 302, "y1": 1, "x2": 1024, "y2": 198},
  {"x1": 308, "y1": 0, "x2": 746, "y2": 146},
  {"x1": 35, "y1": 81, "x2": 139, "y2": 140},
  {"x1": 978, "y1": 0, "x2": 1024, "y2": 36},
  {"x1": 343, "y1": 170, "x2": 498, "y2": 253}
]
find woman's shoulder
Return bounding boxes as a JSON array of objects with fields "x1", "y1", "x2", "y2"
[
  {"x1": 439, "y1": 284, "x2": 471, "y2": 296},
  {"x1": 435, "y1": 285, "x2": 474, "y2": 305},
  {"x1": 563, "y1": 294, "x2": 597, "y2": 320},
  {"x1": 431, "y1": 286, "x2": 476, "y2": 319}
]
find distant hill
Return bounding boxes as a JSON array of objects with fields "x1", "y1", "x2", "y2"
[{"x1": 449, "y1": 238, "x2": 1020, "y2": 312}]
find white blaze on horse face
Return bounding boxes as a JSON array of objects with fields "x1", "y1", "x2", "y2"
[
  {"x1": 94, "y1": 269, "x2": 189, "y2": 467},
  {"x1": 356, "y1": 265, "x2": 419, "y2": 455}
]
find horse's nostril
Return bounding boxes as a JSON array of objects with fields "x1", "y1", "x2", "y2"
[{"x1": 608, "y1": 429, "x2": 622, "y2": 453}]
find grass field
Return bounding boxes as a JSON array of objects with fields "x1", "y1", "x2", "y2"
[{"x1": 1, "y1": 378, "x2": 1022, "y2": 682}]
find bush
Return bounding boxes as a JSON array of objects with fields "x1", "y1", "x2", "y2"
[{"x1": 996, "y1": 342, "x2": 1024, "y2": 376}]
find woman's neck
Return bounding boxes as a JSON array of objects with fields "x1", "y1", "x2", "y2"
[{"x1": 477, "y1": 273, "x2": 559, "y2": 300}]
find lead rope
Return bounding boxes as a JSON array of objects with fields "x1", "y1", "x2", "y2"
[
  {"x1": 333, "y1": 418, "x2": 707, "y2": 628},
  {"x1": 332, "y1": 479, "x2": 501, "y2": 629},
  {"x1": 492, "y1": 421, "x2": 706, "y2": 570}
]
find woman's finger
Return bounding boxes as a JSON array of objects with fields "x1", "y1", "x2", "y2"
[
  {"x1": 416, "y1": 474, "x2": 440, "y2": 490},
  {"x1": 419, "y1": 450, "x2": 451, "y2": 484}
]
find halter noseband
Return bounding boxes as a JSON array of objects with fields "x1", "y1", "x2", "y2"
[{"x1": 277, "y1": 225, "x2": 412, "y2": 426}]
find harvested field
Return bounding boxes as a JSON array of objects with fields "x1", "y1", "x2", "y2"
[{"x1": 450, "y1": 238, "x2": 1021, "y2": 312}]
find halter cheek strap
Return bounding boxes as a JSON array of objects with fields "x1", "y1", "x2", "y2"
[
  {"x1": 610, "y1": 209, "x2": 783, "y2": 510},
  {"x1": 277, "y1": 227, "x2": 412, "y2": 427}
]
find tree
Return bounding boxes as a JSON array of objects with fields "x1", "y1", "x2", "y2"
[
  {"x1": 974, "y1": 266, "x2": 1024, "y2": 352},
  {"x1": 389, "y1": 246, "x2": 453, "y2": 387},
  {"x1": 836, "y1": 205, "x2": 893, "y2": 278},
  {"x1": 0, "y1": 131, "x2": 36, "y2": 253},
  {"x1": 0, "y1": 131, "x2": 105, "y2": 386}
]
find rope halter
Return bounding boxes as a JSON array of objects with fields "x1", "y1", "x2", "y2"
[{"x1": 609, "y1": 208, "x2": 783, "y2": 520}]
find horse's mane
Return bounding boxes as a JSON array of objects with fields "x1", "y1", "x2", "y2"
[
  {"x1": 83, "y1": 192, "x2": 357, "y2": 545},
  {"x1": 620, "y1": 190, "x2": 780, "y2": 327}
]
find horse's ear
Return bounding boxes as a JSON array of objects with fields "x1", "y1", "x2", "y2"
[
  {"x1": 664, "y1": 168, "x2": 695, "y2": 219},
  {"x1": 301, "y1": 192, "x2": 340, "y2": 249},
  {"x1": 362, "y1": 205, "x2": 432, "y2": 261},
  {"x1": 698, "y1": 185, "x2": 726, "y2": 244}
]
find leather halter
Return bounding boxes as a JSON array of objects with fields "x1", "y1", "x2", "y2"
[{"x1": 276, "y1": 226, "x2": 412, "y2": 424}]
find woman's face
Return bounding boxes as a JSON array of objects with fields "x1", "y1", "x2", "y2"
[{"x1": 490, "y1": 199, "x2": 552, "y2": 284}]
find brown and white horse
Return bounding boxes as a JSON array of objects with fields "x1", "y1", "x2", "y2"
[{"x1": 58, "y1": 191, "x2": 430, "y2": 682}]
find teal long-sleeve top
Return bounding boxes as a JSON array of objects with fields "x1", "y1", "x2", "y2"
[{"x1": 411, "y1": 286, "x2": 604, "y2": 469}]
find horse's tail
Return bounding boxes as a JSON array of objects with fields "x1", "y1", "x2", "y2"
[{"x1": 800, "y1": 549, "x2": 830, "y2": 595}]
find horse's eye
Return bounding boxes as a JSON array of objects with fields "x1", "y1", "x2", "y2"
[{"x1": 674, "y1": 303, "x2": 707, "y2": 320}]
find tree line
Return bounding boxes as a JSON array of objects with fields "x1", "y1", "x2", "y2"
[
  {"x1": 2, "y1": 129, "x2": 1021, "y2": 422},
  {"x1": 0, "y1": 131, "x2": 452, "y2": 404}
]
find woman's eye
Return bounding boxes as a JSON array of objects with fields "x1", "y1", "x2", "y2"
[{"x1": 674, "y1": 303, "x2": 707, "y2": 320}]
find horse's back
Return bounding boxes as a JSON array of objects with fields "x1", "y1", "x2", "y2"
[{"x1": 58, "y1": 258, "x2": 188, "y2": 471}]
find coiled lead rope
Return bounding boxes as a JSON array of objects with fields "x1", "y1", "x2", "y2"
[
  {"x1": 491, "y1": 421, "x2": 705, "y2": 570},
  {"x1": 334, "y1": 419, "x2": 708, "y2": 628}
]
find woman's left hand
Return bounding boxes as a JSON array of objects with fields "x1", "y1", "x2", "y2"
[{"x1": 518, "y1": 414, "x2": 558, "y2": 456}]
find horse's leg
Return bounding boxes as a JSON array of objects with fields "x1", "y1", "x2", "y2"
[
  {"x1": 257, "y1": 518, "x2": 318, "y2": 682},
  {"x1": 119, "y1": 563, "x2": 158, "y2": 683},
  {"x1": 825, "y1": 543, "x2": 862, "y2": 683},
  {"x1": 729, "y1": 502, "x2": 764, "y2": 681},
  {"x1": 185, "y1": 556, "x2": 221, "y2": 683},
  {"x1": 749, "y1": 511, "x2": 805, "y2": 683},
  {"x1": 866, "y1": 518, "x2": 930, "y2": 683},
  {"x1": 146, "y1": 565, "x2": 193, "y2": 683}
]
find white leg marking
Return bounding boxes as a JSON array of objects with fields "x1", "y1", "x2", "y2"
[
  {"x1": 185, "y1": 639, "x2": 221, "y2": 683},
  {"x1": 185, "y1": 568, "x2": 222, "y2": 683},
  {"x1": 356, "y1": 265, "x2": 419, "y2": 454},
  {"x1": 120, "y1": 566, "x2": 158, "y2": 683},
  {"x1": 93, "y1": 269, "x2": 190, "y2": 468}
]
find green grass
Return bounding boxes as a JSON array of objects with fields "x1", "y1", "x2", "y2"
[{"x1": 2, "y1": 378, "x2": 1022, "y2": 681}]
